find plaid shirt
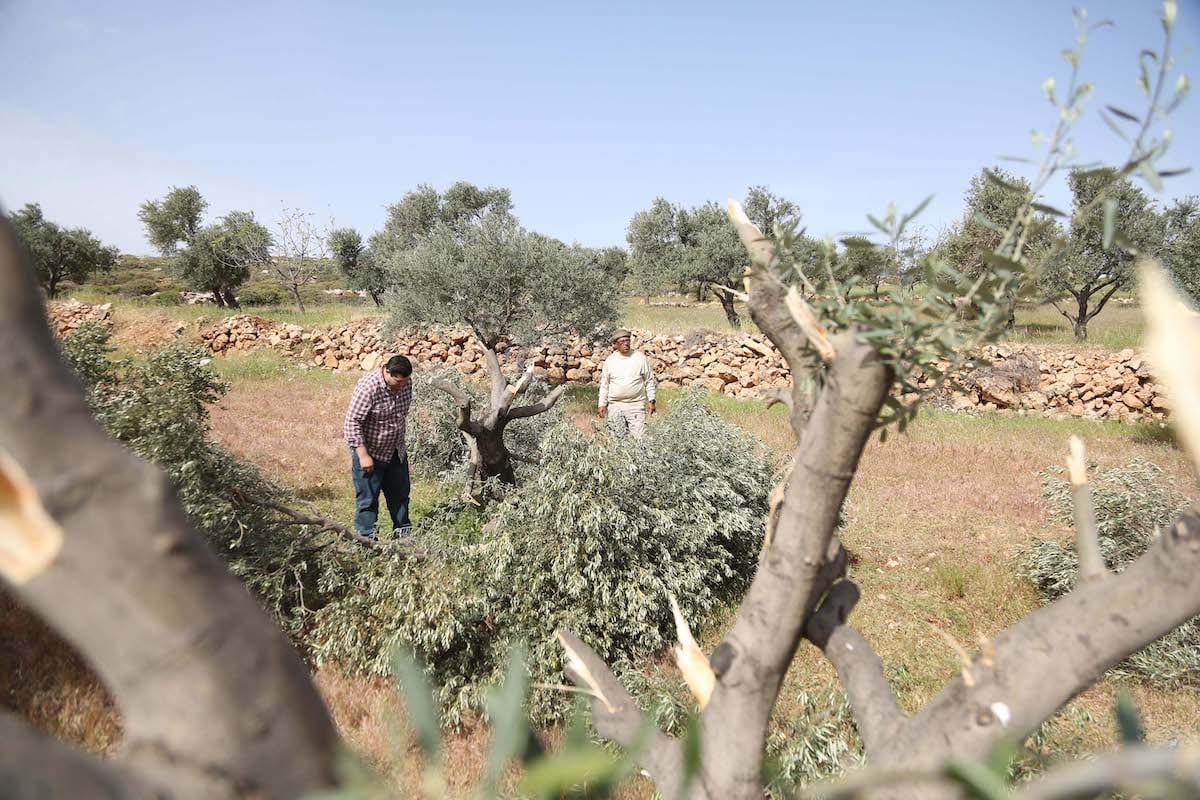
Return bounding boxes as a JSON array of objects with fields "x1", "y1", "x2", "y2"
[{"x1": 343, "y1": 369, "x2": 413, "y2": 463}]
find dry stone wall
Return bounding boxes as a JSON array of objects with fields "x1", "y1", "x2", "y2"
[
  {"x1": 48, "y1": 303, "x2": 1170, "y2": 422},
  {"x1": 45, "y1": 299, "x2": 113, "y2": 336}
]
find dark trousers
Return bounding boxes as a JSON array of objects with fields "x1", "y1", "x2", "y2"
[{"x1": 350, "y1": 447, "x2": 411, "y2": 537}]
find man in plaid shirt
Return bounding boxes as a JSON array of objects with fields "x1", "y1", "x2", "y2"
[{"x1": 343, "y1": 355, "x2": 414, "y2": 540}]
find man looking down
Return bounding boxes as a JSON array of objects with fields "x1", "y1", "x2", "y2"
[
  {"x1": 343, "y1": 355, "x2": 414, "y2": 540},
  {"x1": 597, "y1": 329, "x2": 657, "y2": 439}
]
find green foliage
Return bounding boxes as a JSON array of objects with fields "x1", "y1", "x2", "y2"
[
  {"x1": 237, "y1": 279, "x2": 289, "y2": 306},
  {"x1": 307, "y1": 397, "x2": 776, "y2": 725},
  {"x1": 1021, "y1": 459, "x2": 1199, "y2": 685},
  {"x1": 838, "y1": 235, "x2": 897, "y2": 295},
  {"x1": 626, "y1": 197, "x2": 682, "y2": 301},
  {"x1": 9, "y1": 203, "x2": 118, "y2": 297},
  {"x1": 743, "y1": 186, "x2": 802, "y2": 240},
  {"x1": 329, "y1": 226, "x2": 385, "y2": 305},
  {"x1": 386, "y1": 203, "x2": 618, "y2": 348},
  {"x1": 57, "y1": 324, "x2": 334, "y2": 635},
  {"x1": 934, "y1": 168, "x2": 1059, "y2": 284},
  {"x1": 763, "y1": 690, "x2": 863, "y2": 795},
  {"x1": 1161, "y1": 195, "x2": 1200, "y2": 303},
  {"x1": 138, "y1": 185, "x2": 206, "y2": 254}
]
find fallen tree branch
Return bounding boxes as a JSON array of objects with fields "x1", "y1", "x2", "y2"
[{"x1": 231, "y1": 488, "x2": 427, "y2": 556}]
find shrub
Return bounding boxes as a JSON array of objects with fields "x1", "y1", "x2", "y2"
[
  {"x1": 238, "y1": 280, "x2": 287, "y2": 306},
  {"x1": 1020, "y1": 459, "x2": 1199, "y2": 685},
  {"x1": 308, "y1": 396, "x2": 778, "y2": 724},
  {"x1": 115, "y1": 276, "x2": 161, "y2": 297}
]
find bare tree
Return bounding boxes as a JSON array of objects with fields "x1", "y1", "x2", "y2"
[{"x1": 271, "y1": 207, "x2": 330, "y2": 312}]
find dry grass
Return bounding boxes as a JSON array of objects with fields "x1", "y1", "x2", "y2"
[{"x1": 0, "y1": 590, "x2": 121, "y2": 754}]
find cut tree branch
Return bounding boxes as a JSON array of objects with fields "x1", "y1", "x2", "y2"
[
  {"x1": 729, "y1": 200, "x2": 825, "y2": 436},
  {"x1": 1065, "y1": 436, "x2": 1106, "y2": 582},
  {"x1": 697, "y1": 326, "x2": 892, "y2": 800},
  {"x1": 430, "y1": 376, "x2": 476, "y2": 433},
  {"x1": 899, "y1": 507, "x2": 1200, "y2": 767},
  {"x1": 508, "y1": 384, "x2": 568, "y2": 420},
  {"x1": 231, "y1": 488, "x2": 426, "y2": 554},
  {"x1": 1011, "y1": 743, "x2": 1200, "y2": 800}
]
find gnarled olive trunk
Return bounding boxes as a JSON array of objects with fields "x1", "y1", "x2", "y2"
[{"x1": 431, "y1": 342, "x2": 566, "y2": 499}]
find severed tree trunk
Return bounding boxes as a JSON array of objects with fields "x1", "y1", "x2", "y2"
[
  {"x1": 431, "y1": 343, "x2": 566, "y2": 499},
  {"x1": 0, "y1": 216, "x2": 339, "y2": 798}
]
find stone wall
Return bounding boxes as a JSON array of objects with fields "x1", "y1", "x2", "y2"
[
  {"x1": 49, "y1": 303, "x2": 1170, "y2": 422},
  {"x1": 45, "y1": 300, "x2": 113, "y2": 336}
]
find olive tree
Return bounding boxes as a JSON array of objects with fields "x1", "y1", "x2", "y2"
[
  {"x1": 9, "y1": 203, "x2": 117, "y2": 296},
  {"x1": 935, "y1": 167, "x2": 1060, "y2": 324},
  {"x1": 742, "y1": 184, "x2": 802, "y2": 238},
  {"x1": 140, "y1": 186, "x2": 271, "y2": 307},
  {"x1": 383, "y1": 190, "x2": 618, "y2": 492},
  {"x1": 678, "y1": 201, "x2": 747, "y2": 327},
  {"x1": 1160, "y1": 195, "x2": 1200, "y2": 302},
  {"x1": 626, "y1": 197, "x2": 682, "y2": 304},
  {"x1": 839, "y1": 235, "x2": 896, "y2": 297},
  {"x1": 1039, "y1": 169, "x2": 1163, "y2": 339},
  {"x1": 329, "y1": 227, "x2": 385, "y2": 306}
]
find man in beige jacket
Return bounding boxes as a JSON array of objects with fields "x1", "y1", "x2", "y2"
[{"x1": 597, "y1": 329, "x2": 657, "y2": 439}]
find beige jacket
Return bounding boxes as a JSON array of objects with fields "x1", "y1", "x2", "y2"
[{"x1": 598, "y1": 351, "x2": 657, "y2": 406}]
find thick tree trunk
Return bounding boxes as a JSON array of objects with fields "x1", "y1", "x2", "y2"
[
  {"x1": 369, "y1": 291, "x2": 383, "y2": 307},
  {"x1": 432, "y1": 344, "x2": 567, "y2": 500},
  {"x1": 211, "y1": 286, "x2": 227, "y2": 308},
  {"x1": 1073, "y1": 293, "x2": 1089, "y2": 340},
  {"x1": 221, "y1": 287, "x2": 240, "y2": 308},
  {"x1": 468, "y1": 425, "x2": 517, "y2": 486},
  {"x1": 716, "y1": 288, "x2": 741, "y2": 329},
  {"x1": 291, "y1": 284, "x2": 305, "y2": 313}
]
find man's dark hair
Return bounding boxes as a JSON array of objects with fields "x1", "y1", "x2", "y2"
[{"x1": 386, "y1": 355, "x2": 413, "y2": 377}]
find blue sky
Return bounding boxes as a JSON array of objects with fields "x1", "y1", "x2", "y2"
[{"x1": 1, "y1": 0, "x2": 1198, "y2": 254}]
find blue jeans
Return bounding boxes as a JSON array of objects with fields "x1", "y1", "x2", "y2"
[{"x1": 350, "y1": 447, "x2": 411, "y2": 538}]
